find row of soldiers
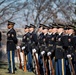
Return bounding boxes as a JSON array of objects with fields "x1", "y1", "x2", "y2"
[
  {"x1": 18, "y1": 23, "x2": 76, "y2": 75},
  {"x1": 6, "y1": 21, "x2": 76, "y2": 75}
]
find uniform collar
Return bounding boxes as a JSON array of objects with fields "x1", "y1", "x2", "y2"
[
  {"x1": 69, "y1": 34, "x2": 72, "y2": 36},
  {"x1": 48, "y1": 32, "x2": 52, "y2": 35},
  {"x1": 30, "y1": 30, "x2": 34, "y2": 34},
  {"x1": 25, "y1": 32, "x2": 28, "y2": 34},
  {"x1": 44, "y1": 33, "x2": 47, "y2": 36},
  {"x1": 8, "y1": 28, "x2": 13, "y2": 32},
  {"x1": 53, "y1": 33, "x2": 56, "y2": 35},
  {"x1": 59, "y1": 32, "x2": 62, "y2": 35},
  {"x1": 37, "y1": 32, "x2": 42, "y2": 35}
]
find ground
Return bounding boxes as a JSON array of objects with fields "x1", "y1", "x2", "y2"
[
  {"x1": 0, "y1": 34, "x2": 35, "y2": 75},
  {"x1": 0, "y1": 61, "x2": 35, "y2": 75}
]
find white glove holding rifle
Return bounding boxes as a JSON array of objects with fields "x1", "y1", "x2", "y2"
[
  {"x1": 22, "y1": 46, "x2": 25, "y2": 50},
  {"x1": 16, "y1": 46, "x2": 20, "y2": 49},
  {"x1": 41, "y1": 51, "x2": 45, "y2": 55},
  {"x1": 32, "y1": 49, "x2": 36, "y2": 53},
  {"x1": 47, "y1": 52, "x2": 51, "y2": 56},
  {"x1": 67, "y1": 54, "x2": 71, "y2": 58}
]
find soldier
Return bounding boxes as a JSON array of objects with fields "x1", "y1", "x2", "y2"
[
  {"x1": 67, "y1": 27, "x2": 75, "y2": 75},
  {"x1": 0, "y1": 31, "x2": 2, "y2": 48},
  {"x1": 62, "y1": 25, "x2": 75, "y2": 75},
  {"x1": 29, "y1": 24, "x2": 38, "y2": 72},
  {"x1": 21, "y1": 25, "x2": 30, "y2": 71},
  {"x1": 55, "y1": 25, "x2": 64, "y2": 75},
  {"x1": 61, "y1": 26, "x2": 70, "y2": 75},
  {"x1": 7, "y1": 21, "x2": 18, "y2": 74},
  {"x1": 37, "y1": 24, "x2": 44, "y2": 75},
  {"x1": 46, "y1": 25, "x2": 55, "y2": 75},
  {"x1": 40, "y1": 25, "x2": 49, "y2": 75}
]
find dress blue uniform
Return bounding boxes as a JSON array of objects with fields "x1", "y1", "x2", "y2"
[
  {"x1": 55, "y1": 33, "x2": 64, "y2": 75},
  {"x1": 62, "y1": 30, "x2": 74, "y2": 75},
  {"x1": 7, "y1": 21, "x2": 18, "y2": 73},
  {"x1": 28, "y1": 24, "x2": 38, "y2": 72},
  {"x1": 37, "y1": 32, "x2": 44, "y2": 75},
  {"x1": 46, "y1": 32, "x2": 55, "y2": 75},
  {"x1": 21, "y1": 25, "x2": 34, "y2": 72},
  {"x1": 62, "y1": 33, "x2": 71, "y2": 75}
]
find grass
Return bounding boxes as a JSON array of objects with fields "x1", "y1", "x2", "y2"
[{"x1": 0, "y1": 61, "x2": 35, "y2": 75}]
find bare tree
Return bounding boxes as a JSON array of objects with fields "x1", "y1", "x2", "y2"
[
  {"x1": 23, "y1": 0, "x2": 75, "y2": 27},
  {"x1": 0, "y1": 0, "x2": 75, "y2": 28},
  {"x1": 0, "y1": 0, "x2": 27, "y2": 26}
]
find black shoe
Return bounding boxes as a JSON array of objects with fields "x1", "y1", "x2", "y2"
[
  {"x1": 8, "y1": 68, "x2": 9, "y2": 71},
  {"x1": 15, "y1": 67, "x2": 17, "y2": 71},
  {"x1": 12, "y1": 72, "x2": 15, "y2": 74}
]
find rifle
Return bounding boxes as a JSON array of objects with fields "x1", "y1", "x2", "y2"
[
  {"x1": 22, "y1": 50, "x2": 27, "y2": 72},
  {"x1": 42, "y1": 53, "x2": 48, "y2": 75},
  {"x1": 48, "y1": 55, "x2": 55, "y2": 75},
  {"x1": 17, "y1": 49, "x2": 22, "y2": 69},
  {"x1": 68, "y1": 56, "x2": 75, "y2": 75},
  {"x1": 33, "y1": 51, "x2": 40, "y2": 75}
]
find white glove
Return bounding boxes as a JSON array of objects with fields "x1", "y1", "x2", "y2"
[
  {"x1": 32, "y1": 49, "x2": 36, "y2": 53},
  {"x1": 67, "y1": 54, "x2": 71, "y2": 58},
  {"x1": 16, "y1": 46, "x2": 20, "y2": 49},
  {"x1": 22, "y1": 46, "x2": 25, "y2": 50},
  {"x1": 41, "y1": 51, "x2": 45, "y2": 55},
  {"x1": 47, "y1": 52, "x2": 51, "y2": 56}
]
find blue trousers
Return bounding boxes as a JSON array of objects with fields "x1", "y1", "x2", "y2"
[
  {"x1": 74, "y1": 63, "x2": 76, "y2": 74},
  {"x1": 38, "y1": 54, "x2": 44, "y2": 74},
  {"x1": 38, "y1": 54, "x2": 43, "y2": 66},
  {"x1": 52, "y1": 57, "x2": 55, "y2": 67},
  {"x1": 7, "y1": 50, "x2": 15, "y2": 73},
  {"x1": 27, "y1": 52, "x2": 32, "y2": 72},
  {"x1": 64, "y1": 58, "x2": 71, "y2": 75},
  {"x1": 55, "y1": 59, "x2": 62, "y2": 75}
]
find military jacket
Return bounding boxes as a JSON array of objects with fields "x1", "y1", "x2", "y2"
[
  {"x1": 46, "y1": 33, "x2": 54, "y2": 52},
  {"x1": 68, "y1": 34, "x2": 74, "y2": 54},
  {"x1": 7, "y1": 28, "x2": 18, "y2": 50},
  {"x1": 21, "y1": 32, "x2": 30, "y2": 54},
  {"x1": 55, "y1": 33, "x2": 64, "y2": 59},
  {"x1": 29, "y1": 31, "x2": 38, "y2": 49}
]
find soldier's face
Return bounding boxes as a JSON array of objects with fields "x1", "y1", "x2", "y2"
[
  {"x1": 43, "y1": 29, "x2": 48, "y2": 34},
  {"x1": 65, "y1": 30, "x2": 68, "y2": 34},
  {"x1": 58, "y1": 28, "x2": 64, "y2": 33},
  {"x1": 52, "y1": 28, "x2": 57, "y2": 33},
  {"x1": 49, "y1": 29, "x2": 52, "y2": 33},
  {"x1": 39, "y1": 27, "x2": 43, "y2": 32},
  {"x1": 7, "y1": 25, "x2": 13, "y2": 29},
  {"x1": 24, "y1": 28, "x2": 29, "y2": 32},
  {"x1": 57, "y1": 29, "x2": 59, "y2": 33},
  {"x1": 68, "y1": 29, "x2": 74, "y2": 34},
  {"x1": 29, "y1": 27, "x2": 34, "y2": 32}
]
